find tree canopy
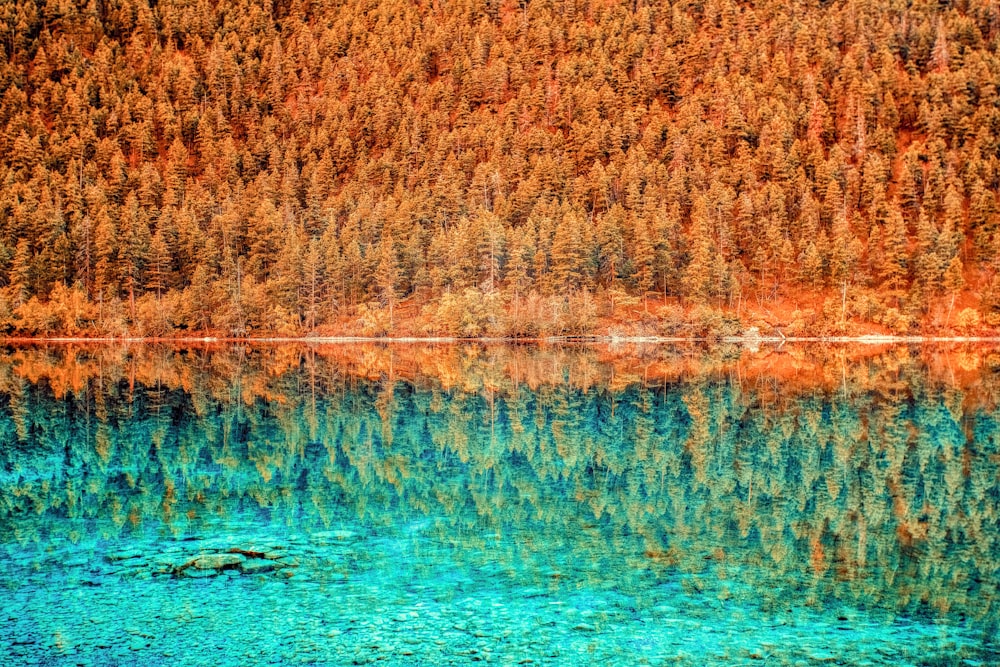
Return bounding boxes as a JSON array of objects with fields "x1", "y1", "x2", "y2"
[{"x1": 3, "y1": 0, "x2": 1000, "y2": 336}]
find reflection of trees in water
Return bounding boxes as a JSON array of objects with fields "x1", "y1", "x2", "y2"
[{"x1": 0, "y1": 344, "x2": 998, "y2": 630}]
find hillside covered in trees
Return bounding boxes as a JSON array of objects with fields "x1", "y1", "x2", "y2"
[{"x1": 3, "y1": 0, "x2": 1000, "y2": 337}]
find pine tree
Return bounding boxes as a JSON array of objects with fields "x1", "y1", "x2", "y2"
[
  {"x1": 271, "y1": 223, "x2": 305, "y2": 318},
  {"x1": 376, "y1": 234, "x2": 401, "y2": 327},
  {"x1": 799, "y1": 233, "x2": 828, "y2": 289},
  {"x1": 596, "y1": 204, "x2": 626, "y2": 291},
  {"x1": 321, "y1": 225, "x2": 345, "y2": 312},
  {"x1": 914, "y1": 209, "x2": 941, "y2": 294},
  {"x1": 685, "y1": 200, "x2": 725, "y2": 303},
  {"x1": 93, "y1": 208, "x2": 119, "y2": 303},
  {"x1": 8, "y1": 239, "x2": 32, "y2": 306},
  {"x1": 550, "y1": 206, "x2": 587, "y2": 293},
  {"x1": 146, "y1": 229, "x2": 172, "y2": 298},
  {"x1": 652, "y1": 204, "x2": 683, "y2": 296},
  {"x1": 303, "y1": 237, "x2": 324, "y2": 332},
  {"x1": 880, "y1": 208, "x2": 909, "y2": 290},
  {"x1": 629, "y1": 211, "x2": 655, "y2": 310},
  {"x1": 476, "y1": 210, "x2": 505, "y2": 293},
  {"x1": 830, "y1": 212, "x2": 862, "y2": 285},
  {"x1": 186, "y1": 264, "x2": 217, "y2": 332},
  {"x1": 119, "y1": 193, "x2": 151, "y2": 317},
  {"x1": 505, "y1": 225, "x2": 534, "y2": 318},
  {"x1": 969, "y1": 178, "x2": 996, "y2": 254}
]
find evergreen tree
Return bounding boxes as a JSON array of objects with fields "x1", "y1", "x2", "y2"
[
  {"x1": 880, "y1": 208, "x2": 909, "y2": 290},
  {"x1": 377, "y1": 234, "x2": 401, "y2": 327}
]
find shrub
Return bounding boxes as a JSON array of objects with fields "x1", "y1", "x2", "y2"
[
  {"x1": 955, "y1": 308, "x2": 982, "y2": 335},
  {"x1": 428, "y1": 288, "x2": 506, "y2": 337},
  {"x1": 357, "y1": 302, "x2": 391, "y2": 337}
]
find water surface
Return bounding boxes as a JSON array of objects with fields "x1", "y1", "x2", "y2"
[{"x1": 0, "y1": 343, "x2": 997, "y2": 665}]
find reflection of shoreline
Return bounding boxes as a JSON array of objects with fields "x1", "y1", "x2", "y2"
[
  {"x1": 9, "y1": 335, "x2": 1000, "y2": 343},
  {"x1": 2, "y1": 339, "x2": 1000, "y2": 402}
]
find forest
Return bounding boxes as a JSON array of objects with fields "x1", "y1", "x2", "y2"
[{"x1": 3, "y1": 0, "x2": 1000, "y2": 337}]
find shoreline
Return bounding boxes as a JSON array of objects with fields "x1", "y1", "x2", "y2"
[{"x1": 4, "y1": 334, "x2": 1000, "y2": 345}]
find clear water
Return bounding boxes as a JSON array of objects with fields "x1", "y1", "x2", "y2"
[{"x1": 0, "y1": 344, "x2": 997, "y2": 666}]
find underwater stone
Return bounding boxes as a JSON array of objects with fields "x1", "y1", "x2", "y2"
[
  {"x1": 239, "y1": 559, "x2": 277, "y2": 574},
  {"x1": 808, "y1": 652, "x2": 837, "y2": 662},
  {"x1": 105, "y1": 549, "x2": 143, "y2": 562},
  {"x1": 152, "y1": 555, "x2": 188, "y2": 574},
  {"x1": 229, "y1": 543, "x2": 287, "y2": 558},
  {"x1": 191, "y1": 554, "x2": 245, "y2": 570},
  {"x1": 128, "y1": 637, "x2": 150, "y2": 651}
]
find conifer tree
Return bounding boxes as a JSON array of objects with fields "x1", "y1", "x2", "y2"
[
  {"x1": 146, "y1": 230, "x2": 172, "y2": 299},
  {"x1": 550, "y1": 207, "x2": 587, "y2": 293},
  {"x1": 629, "y1": 212, "x2": 655, "y2": 310},
  {"x1": 880, "y1": 208, "x2": 910, "y2": 290},
  {"x1": 377, "y1": 234, "x2": 401, "y2": 327}
]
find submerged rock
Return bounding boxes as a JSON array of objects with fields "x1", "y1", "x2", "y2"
[
  {"x1": 128, "y1": 636, "x2": 150, "y2": 651},
  {"x1": 227, "y1": 544, "x2": 287, "y2": 559},
  {"x1": 151, "y1": 555, "x2": 188, "y2": 575},
  {"x1": 105, "y1": 549, "x2": 143, "y2": 562},
  {"x1": 181, "y1": 568, "x2": 217, "y2": 578},
  {"x1": 191, "y1": 553, "x2": 245, "y2": 570},
  {"x1": 227, "y1": 547, "x2": 268, "y2": 559},
  {"x1": 808, "y1": 652, "x2": 837, "y2": 662},
  {"x1": 240, "y1": 559, "x2": 277, "y2": 575}
]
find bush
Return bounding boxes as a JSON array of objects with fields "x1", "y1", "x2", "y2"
[
  {"x1": 357, "y1": 302, "x2": 391, "y2": 336},
  {"x1": 505, "y1": 291, "x2": 549, "y2": 336},
  {"x1": 955, "y1": 308, "x2": 982, "y2": 335},
  {"x1": 13, "y1": 284, "x2": 96, "y2": 336},
  {"x1": 15, "y1": 297, "x2": 58, "y2": 335},
  {"x1": 93, "y1": 296, "x2": 130, "y2": 337},
  {"x1": 878, "y1": 307, "x2": 916, "y2": 334},
  {"x1": 689, "y1": 305, "x2": 740, "y2": 339},
  {"x1": 654, "y1": 304, "x2": 686, "y2": 336},
  {"x1": 428, "y1": 288, "x2": 506, "y2": 337},
  {"x1": 562, "y1": 289, "x2": 598, "y2": 335},
  {"x1": 135, "y1": 291, "x2": 182, "y2": 337}
]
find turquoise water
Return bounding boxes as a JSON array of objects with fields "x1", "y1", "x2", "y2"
[{"x1": 0, "y1": 344, "x2": 997, "y2": 666}]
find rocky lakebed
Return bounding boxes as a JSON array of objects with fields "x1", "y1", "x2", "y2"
[{"x1": 0, "y1": 520, "x2": 993, "y2": 667}]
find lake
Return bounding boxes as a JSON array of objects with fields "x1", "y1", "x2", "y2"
[{"x1": 0, "y1": 343, "x2": 997, "y2": 666}]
